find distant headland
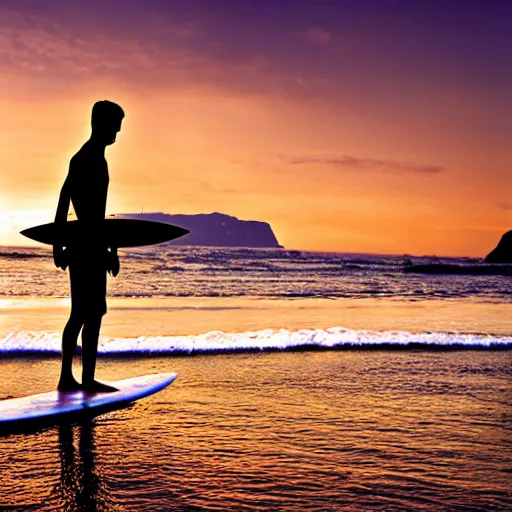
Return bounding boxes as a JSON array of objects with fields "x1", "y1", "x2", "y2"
[{"x1": 116, "y1": 212, "x2": 283, "y2": 248}]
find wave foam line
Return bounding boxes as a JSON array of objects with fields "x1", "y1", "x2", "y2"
[{"x1": 0, "y1": 328, "x2": 511, "y2": 356}]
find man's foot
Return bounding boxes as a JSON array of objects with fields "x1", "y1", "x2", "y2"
[
  {"x1": 81, "y1": 380, "x2": 118, "y2": 393},
  {"x1": 57, "y1": 376, "x2": 81, "y2": 392}
]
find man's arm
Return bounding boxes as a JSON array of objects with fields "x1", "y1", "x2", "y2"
[
  {"x1": 53, "y1": 171, "x2": 72, "y2": 269},
  {"x1": 55, "y1": 177, "x2": 71, "y2": 226}
]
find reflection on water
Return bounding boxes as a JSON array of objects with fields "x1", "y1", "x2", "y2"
[
  {"x1": 57, "y1": 420, "x2": 117, "y2": 512},
  {"x1": 0, "y1": 418, "x2": 123, "y2": 512},
  {"x1": 0, "y1": 352, "x2": 511, "y2": 511}
]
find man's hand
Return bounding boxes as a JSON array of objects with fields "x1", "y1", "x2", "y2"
[
  {"x1": 106, "y1": 248, "x2": 120, "y2": 277},
  {"x1": 53, "y1": 245, "x2": 68, "y2": 270}
]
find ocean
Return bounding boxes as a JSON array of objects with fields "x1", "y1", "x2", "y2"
[{"x1": 0, "y1": 246, "x2": 511, "y2": 511}]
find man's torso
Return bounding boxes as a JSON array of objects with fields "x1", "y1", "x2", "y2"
[
  {"x1": 69, "y1": 141, "x2": 109, "y2": 223},
  {"x1": 66, "y1": 142, "x2": 110, "y2": 314}
]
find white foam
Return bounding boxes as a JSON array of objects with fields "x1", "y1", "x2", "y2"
[{"x1": 0, "y1": 327, "x2": 510, "y2": 355}]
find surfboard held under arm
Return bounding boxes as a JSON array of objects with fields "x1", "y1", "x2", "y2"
[{"x1": 20, "y1": 219, "x2": 189, "y2": 248}]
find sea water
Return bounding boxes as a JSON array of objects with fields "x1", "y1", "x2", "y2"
[
  {"x1": 0, "y1": 246, "x2": 511, "y2": 511},
  {"x1": 0, "y1": 246, "x2": 511, "y2": 353}
]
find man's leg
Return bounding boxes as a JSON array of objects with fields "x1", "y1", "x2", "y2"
[
  {"x1": 58, "y1": 313, "x2": 83, "y2": 391},
  {"x1": 81, "y1": 314, "x2": 117, "y2": 392}
]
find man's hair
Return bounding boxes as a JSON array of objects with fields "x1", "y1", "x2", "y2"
[{"x1": 91, "y1": 100, "x2": 125, "y2": 129}]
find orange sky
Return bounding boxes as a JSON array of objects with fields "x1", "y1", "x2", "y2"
[{"x1": 0, "y1": 2, "x2": 510, "y2": 256}]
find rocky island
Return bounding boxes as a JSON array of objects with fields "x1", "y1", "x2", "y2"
[
  {"x1": 117, "y1": 212, "x2": 283, "y2": 248},
  {"x1": 402, "y1": 229, "x2": 512, "y2": 275},
  {"x1": 485, "y1": 230, "x2": 512, "y2": 263}
]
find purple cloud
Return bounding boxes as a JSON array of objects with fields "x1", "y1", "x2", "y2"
[
  {"x1": 290, "y1": 156, "x2": 445, "y2": 175},
  {"x1": 299, "y1": 27, "x2": 332, "y2": 45}
]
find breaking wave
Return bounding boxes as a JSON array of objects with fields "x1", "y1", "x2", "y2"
[{"x1": 1, "y1": 327, "x2": 510, "y2": 356}]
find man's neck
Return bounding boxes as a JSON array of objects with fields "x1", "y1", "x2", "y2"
[{"x1": 87, "y1": 136, "x2": 107, "y2": 156}]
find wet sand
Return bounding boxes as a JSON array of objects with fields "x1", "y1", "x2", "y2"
[
  {"x1": 1, "y1": 351, "x2": 511, "y2": 511},
  {"x1": 1, "y1": 296, "x2": 512, "y2": 340}
]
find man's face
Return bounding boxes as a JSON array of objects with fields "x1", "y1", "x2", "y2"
[{"x1": 105, "y1": 119, "x2": 123, "y2": 145}]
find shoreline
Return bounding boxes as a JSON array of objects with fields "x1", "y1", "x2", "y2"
[
  {"x1": 0, "y1": 343, "x2": 510, "y2": 360},
  {"x1": 1, "y1": 296, "x2": 512, "y2": 339}
]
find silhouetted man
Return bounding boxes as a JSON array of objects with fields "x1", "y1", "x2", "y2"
[{"x1": 53, "y1": 100, "x2": 124, "y2": 392}]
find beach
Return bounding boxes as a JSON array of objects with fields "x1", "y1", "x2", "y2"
[{"x1": 0, "y1": 246, "x2": 511, "y2": 511}]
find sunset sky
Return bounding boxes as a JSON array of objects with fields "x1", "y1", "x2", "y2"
[{"x1": 0, "y1": 0, "x2": 510, "y2": 255}]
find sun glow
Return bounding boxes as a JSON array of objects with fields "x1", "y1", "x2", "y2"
[
  {"x1": 0, "y1": 209, "x2": 53, "y2": 246},
  {"x1": 0, "y1": 3, "x2": 509, "y2": 256}
]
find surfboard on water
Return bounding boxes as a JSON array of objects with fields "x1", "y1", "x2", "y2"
[
  {"x1": 0, "y1": 373, "x2": 177, "y2": 430},
  {"x1": 20, "y1": 219, "x2": 189, "y2": 248}
]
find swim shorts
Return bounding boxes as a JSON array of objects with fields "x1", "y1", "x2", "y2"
[{"x1": 68, "y1": 248, "x2": 108, "y2": 318}]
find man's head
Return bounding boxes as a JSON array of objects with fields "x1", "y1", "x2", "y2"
[{"x1": 91, "y1": 100, "x2": 125, "y2": 145}]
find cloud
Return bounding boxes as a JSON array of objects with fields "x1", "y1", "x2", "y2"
[
  {"x1": 289, "y1": 155, "x2": 445, "y2": 175},
  {"x1": 497, "y1": 201, "x2": 512, "y2": 211},
  {"x1": 299, "y1": 27, "x2": 332, "y2": 45},
  {"x1": 0, "y1": 7, "x2": 309, "y2": 99}
]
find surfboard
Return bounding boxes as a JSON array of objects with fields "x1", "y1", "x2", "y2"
[
  {"x1": 20, "y1": 219, "x2": 189, "y2": 248},
  {"x1": 0, "y1": 373, "x2": 177, "y2": 431}
]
